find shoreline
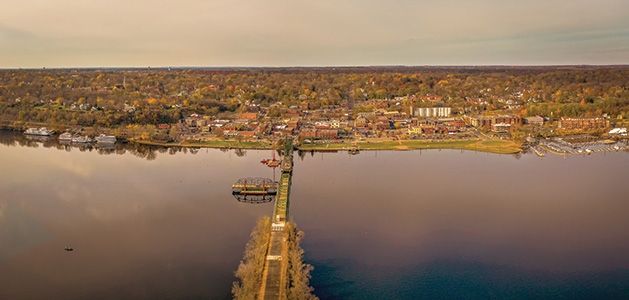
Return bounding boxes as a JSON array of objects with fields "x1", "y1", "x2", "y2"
[{"x1": 131, "y1": 138, "x2": 523, "y2": 154}]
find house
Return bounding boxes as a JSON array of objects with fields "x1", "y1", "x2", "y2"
[
  {"x1": 439, "y1": 118, "x2": 466, "y2": 129},
  {"x1": 237, "y1": 131, "x2": 256, "y2": 138},
  {"x1": 407, "y1": 127, "x2": 422, "y2": 135},
  {"x1": 421, "y1": 126, "x2": 435, "y2": 134},
  {"x1": 287, "y1": 118, "x2": 300, "y2": 128},
  {"x1": 375, "y1": 117, "x2": 391, "y2": 130},
  {"x1": 240, "y1": 113, "x2": 258, "y2": 120},
  {"x1": 314, "y1": 121, "x2": 331, "y2": 130},
  {"x1": 354, "y1": 116, "x2": 368, "y2": 128},
  {"x1": 317, "y1": 129, "x2": 338, "y2": 140},
  {"x1": 299, "y1": 128, "x2": 317, "y2": 139}
]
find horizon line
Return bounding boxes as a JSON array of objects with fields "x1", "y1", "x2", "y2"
[{"x1": 2, "y1": 64, "x2": 629, "y2": 71}]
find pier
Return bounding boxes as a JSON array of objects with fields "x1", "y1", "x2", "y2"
[{"x1": 258, "y1": 137, "x2": 294, "y2": 300}]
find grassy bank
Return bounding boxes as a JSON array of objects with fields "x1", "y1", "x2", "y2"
[
  {"x1": 133, "y1": 138, "x2": 522, "y2": 154},
  {"x1": 297, "y1": 139, "x2": 522, "y2": 154}
]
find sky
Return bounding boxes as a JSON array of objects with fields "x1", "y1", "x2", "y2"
[{"x1": 1, "y1": 0, "x2": 628, "y2": 67}]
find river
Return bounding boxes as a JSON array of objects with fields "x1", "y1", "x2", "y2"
[{"x1": 1, "y1": 131, "x2": 628, "y2": 299}]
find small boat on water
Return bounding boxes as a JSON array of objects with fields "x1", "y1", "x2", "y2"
[
  {"x1": 64, "y1": 247, "x2": 74, "y2": 251},
  {"x1": 95, "y1": 134, "x2": 116, "y2": 144},
  {"x1": 267, "y1": 159, "x2": 280, "y2": 167},
  {"x1": 58, "y1": 132, "x2": 73, "y2": 141},
  {"x1": 25, "y1": 127, "x2": 53, "y2": 136}
]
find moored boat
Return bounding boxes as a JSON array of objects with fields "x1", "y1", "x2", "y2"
[
  {"x1": 95, "y1": 134, "x2": 117, "y2": 144},
  {"x1": 58, "y1": 132, "x2": 73, "y2": 141},
  {"x1": 71, "y1": 135, "x2": 93, "y2": 143},
  {"x1": 25, "y1": 127, "x2": 53, "y2": 136}
]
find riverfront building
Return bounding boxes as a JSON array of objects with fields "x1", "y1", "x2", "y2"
[
  {"x1": 464, "y1": 114, "x2": 522, "y2": 129},
  {"x1": 558, "y1": 117, "x2": 608, "y2": 130}
]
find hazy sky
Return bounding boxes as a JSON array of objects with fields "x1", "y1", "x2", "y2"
[{"x1": 1, "y1": 0, "x2": 628, "y2": 67}]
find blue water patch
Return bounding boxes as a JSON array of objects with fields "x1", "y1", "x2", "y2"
[
  {"x1": 309, "y1": 259, "x2": 629, "y2": 300},
  {"x1": 0, "y1": 203, "x2": 52, "y2": 262}
]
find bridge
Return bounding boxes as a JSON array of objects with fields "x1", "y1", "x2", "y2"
[
  {"x1": 232, "y1": 177, "x2": 277, "y2": 204},
  {"x1": 258, "y1": 137, "x2": 294, "y2": 300}
]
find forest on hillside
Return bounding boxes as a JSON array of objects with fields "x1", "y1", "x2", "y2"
[{"x1": 1, "y1": 66, "x2": 628, "y2": 127}]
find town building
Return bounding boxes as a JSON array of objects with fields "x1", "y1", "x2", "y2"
[
  {"x1": 415, "y1": 107, "x2": 451, "y2": 118},
  {"x1": 558, "y1": 117, "x2": 608, "y2": 130},
  {"x1": 525, "y1": 116, "x2": 545, "y2": 126}
]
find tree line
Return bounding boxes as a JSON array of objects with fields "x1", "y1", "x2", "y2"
[{"x1": 2, "y1": 66, "x2": 629, "y2": 127}]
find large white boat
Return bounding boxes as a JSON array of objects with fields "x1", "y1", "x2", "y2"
[
  {"x1": 58, "y1": 132, "x2": 73, "y2": 141},
  {"x1": 71, "y1": 135, "x2": 94, "y2": 143},
  {"x1": 95, "y1": 134, "x2": 117, "y2": 144},
  {"x1": 25, "y1": 127, "x2": 54, "y2": 136}
]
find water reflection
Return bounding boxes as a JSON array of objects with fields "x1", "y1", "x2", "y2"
[
  {"x1": 0, "y1": 131, "x2": 199, "y2": 161},
  {"x1": 290, "y1": 150, "x2": 629, "y2": 299},
  {"x1": 0, "y1": 134, "x2": 276, "y2": 300},
  {"x1": 3, "y1": 129, "x2": 629, "y2": 299}
]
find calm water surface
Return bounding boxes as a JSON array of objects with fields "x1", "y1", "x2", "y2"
[{"x1": 1, "y1": 131, "x2": 628, "y2": 299}]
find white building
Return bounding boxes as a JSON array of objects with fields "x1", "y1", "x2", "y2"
[{"x1": 415, "y1": 107, "x2": 451, "y2": 118}]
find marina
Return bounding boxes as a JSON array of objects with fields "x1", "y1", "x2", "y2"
[
  {"x1": 25, "y1": 129, "x2": 117, "y2": 145},
  {"x1": 538, "y1": 137, "x2": 629, "y2": 156}
]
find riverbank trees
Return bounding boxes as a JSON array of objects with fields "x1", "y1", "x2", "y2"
[
  {"x1": 232, "y1": 217, "x2": 271, "y2": 300},
  {"x1": 285, "y1": 222, "x2": 318, "y2": 300}
]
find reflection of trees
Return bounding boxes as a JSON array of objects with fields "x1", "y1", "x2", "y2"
[
  {"x1": 0, "y1": 130, "x2": 232, "y2": 161},
  {"x1": 168, "y1": 147, "x2": 180, "y2": 155},
  {"x1": 97, "y1": 148, "x2": 116, "y2": 155},
  {"x1": 298, "y1": 150, "x2": 306, "y2": 160},
  {"x1": 0, "y1": 132, "x2": 17, "y2": 146},
  {"x1": 146, "y1": 150, "x2": 157, "y2": 161},
  {"x1": 234, "y1": 148, "x2": 246, "y2": 157}
]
